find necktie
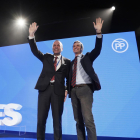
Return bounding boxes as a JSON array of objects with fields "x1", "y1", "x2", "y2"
[
  {"x1": 71, "y1": 56, "x2": 77, "y2": 87},
  {"x1": 51, "y1": 57, "x2": 58, "y2": 81}
]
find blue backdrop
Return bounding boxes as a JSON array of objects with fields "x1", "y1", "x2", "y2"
[{"x1": 0, "y1": 31, "x2": 140, "y2": 138}]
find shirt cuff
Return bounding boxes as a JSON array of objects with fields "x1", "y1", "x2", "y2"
[
  {"x1": 96, "y1": 34, "x2": 102, "y2": 38},
  {"x1": 28, "y1": 36, "x2": 35, "y2": 39}
]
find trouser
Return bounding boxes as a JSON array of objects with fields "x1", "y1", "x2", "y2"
[
  {"x1": 71, "y1": 84, "x2": 97, "y2": 140},
  {"x1": 37, "y1": 84, "x2": 64, "y2": 140}
]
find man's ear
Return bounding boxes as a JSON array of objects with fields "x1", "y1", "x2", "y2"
[
  {"x1": 81, "y1": 48, "x2": 83, "y2": 52},
  {"x1": 61, "y1": 47, "x2": 63, "y2": 52}
]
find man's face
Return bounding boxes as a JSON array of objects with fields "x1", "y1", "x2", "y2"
[
  {"x1": 73, "y1": 42, "x2": 82, "y2": 55},
  {"x1": 53, "y1": 41, "x2": 62, "y2": 55}
]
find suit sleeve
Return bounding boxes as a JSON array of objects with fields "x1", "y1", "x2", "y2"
[
  {"x1": 88, "y1": 36, "x2": 103, "y2": 62},
  {"x1": 28, "y1": 38, "x2": 44, "y2": 62}
]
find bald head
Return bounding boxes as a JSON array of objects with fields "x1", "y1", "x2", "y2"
[{"x1": 52, "y1": 40, "x2": 63, "y2": 56}]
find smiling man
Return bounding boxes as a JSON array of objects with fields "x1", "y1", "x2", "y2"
[
  {"x1": 28, "y1": 22, "x2": 70, "y2": 140},
  {"x1": 68, "y1": 18, "x2": 104, "y2": 140}
]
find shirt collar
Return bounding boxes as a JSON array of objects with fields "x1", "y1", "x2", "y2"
[
  {"x1": 77, "y1": 53, "x2": 83, "y2": 58},
  {"x1": 54, "y1": 54, "x2": 61, "y2": 59}
]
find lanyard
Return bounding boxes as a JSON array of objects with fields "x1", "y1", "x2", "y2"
[{"x1": 54, "y1": 56, "x2": 62, "y2": 67}]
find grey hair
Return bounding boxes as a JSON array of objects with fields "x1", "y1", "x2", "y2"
[
  {"x1": 73, "y1": 40, "x2": 84, "y2": 51},
  {"x1": 52, "y1": 40, "x2": 63, "y2": 51}
]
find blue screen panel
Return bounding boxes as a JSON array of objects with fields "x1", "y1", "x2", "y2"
[{"x1": 0, "y1": 31, "x2": 140, "y2": 138}]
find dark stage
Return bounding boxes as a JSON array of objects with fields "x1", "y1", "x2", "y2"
[
  {"x1": 0, "y1": 131, "x2": 140, "y2": 140},
  {"x1": 0, "y1": 1, "x2": 140, "y2": 140}
]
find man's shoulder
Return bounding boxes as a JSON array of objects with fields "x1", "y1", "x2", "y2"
[
  {"x1": 44, "y1": 53, "x2": 53, "y2": 57},
  {"x1": 81, "y1": 52, "x2": 91, "y2": 63},
  {"x1": 80, "y1": 53, "x2": 89, "y2": 59}
]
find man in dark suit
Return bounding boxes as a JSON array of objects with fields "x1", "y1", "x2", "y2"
[
  {"x1": 28, "y1": 22, "x2": 70, "y2": 140},
  {"x1": 68, "y1": 18, "x2": 104, "y2": 140}
]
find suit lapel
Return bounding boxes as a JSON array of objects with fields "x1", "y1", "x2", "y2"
[
  {"x1": 70, "y1": 59, "x2": 74, "y2": 73},
  {"x1": 71, "y1": 59, "x2": 74, "y2": 67},
  {"x1": 46, "y1": 54, "x2": 55, "y2": 71},
  {"x1": 81, "y1": 54, "x2": 84, "y2": 58}
]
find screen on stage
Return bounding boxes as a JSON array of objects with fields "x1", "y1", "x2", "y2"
[{"x1": 0, "y1": 31, "x2": 140, "y2": 138}]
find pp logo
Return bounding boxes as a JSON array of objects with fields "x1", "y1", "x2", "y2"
[{"x1": 112, "y1": 38, "x2": 128, "y2": 53}]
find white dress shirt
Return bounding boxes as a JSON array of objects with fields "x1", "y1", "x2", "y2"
[
  {"x1": 54, "y1": 54, "x2": 62, "y2": 71},
  {"x1": 75, "y1": 54, "x2": 92, "y2": 85},
  {"x1": 50, "y1": 55, "x2": 62, "y2": 82}
]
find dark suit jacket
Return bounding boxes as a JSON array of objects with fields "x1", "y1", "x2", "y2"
[
  {"x1": 68, "y1": 36, "x2": 103, "y2": 98},
  {"x1": 28, "y1": 38, "x2": 71, "y2": 96}
]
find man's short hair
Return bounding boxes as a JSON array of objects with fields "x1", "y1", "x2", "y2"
[
  {"x1": 52, "y1": 40, "x2": 63, "y2": 51},
  {"x1": 73, "y1": 40, "x2": 84, "y2": 51}
]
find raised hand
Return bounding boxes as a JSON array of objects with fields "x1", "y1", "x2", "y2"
[
  {"x1": 29, "y1": 22, "x2": 39, "y2": 37},
  {"x1": 93, "y1": 18, "x2": 104, "y2": 34}
]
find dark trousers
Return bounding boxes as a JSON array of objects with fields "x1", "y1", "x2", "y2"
[
  {"x1": 71, "y1": 85, "x2": 97, "y2": 140},
  {"x1": 37, "y1": 85, "x2": 64, "y2": 140}
]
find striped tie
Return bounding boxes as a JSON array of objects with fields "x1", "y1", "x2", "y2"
[
  {"x1": 51, "y1": 57, "x2": 58, "y2": 81},
  {"x1": 71, "y1": 56, "x2": 77, "y2": 87}
]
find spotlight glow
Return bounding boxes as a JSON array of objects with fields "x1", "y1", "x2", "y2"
[
  {"x1": 111, "y1": 6, "x2": 115, "y2": 11},
  {"x1": 17, "y1": 18, "x2": 26, "y2": 26}
]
